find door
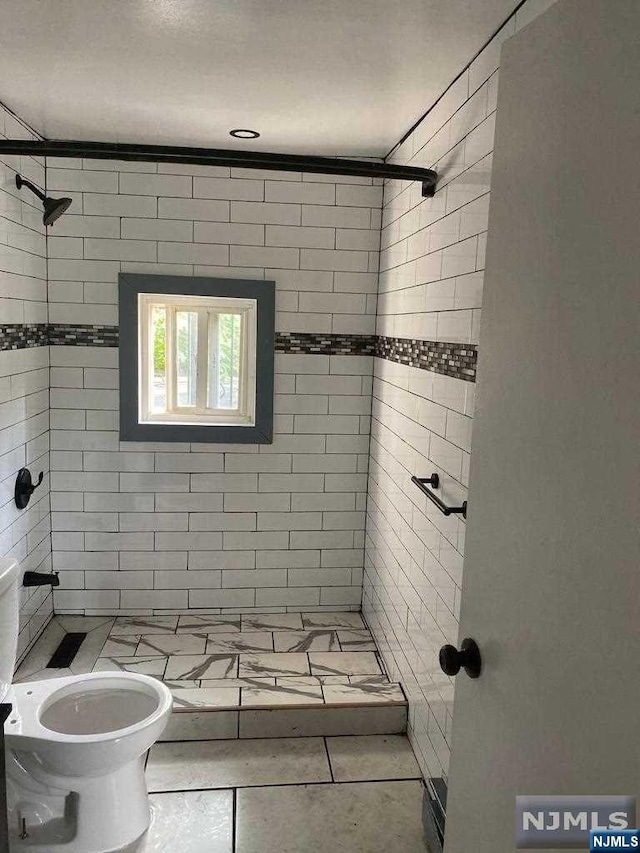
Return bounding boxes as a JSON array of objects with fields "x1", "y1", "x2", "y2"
[{"x1": 444, "y1": 1, "x2": 640, "y2": 850}]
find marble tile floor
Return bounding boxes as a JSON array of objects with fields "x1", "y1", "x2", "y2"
[
  {"x1": 14, "y1": 614, "x2": 406, "y2": 718},
  {"x1": 129, "y1": 734, "x2": 427, "y2": 852}
]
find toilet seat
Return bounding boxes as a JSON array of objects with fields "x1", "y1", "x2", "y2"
[{"x1": 7, "y1": 672, "x2": 171, "y2": 743}]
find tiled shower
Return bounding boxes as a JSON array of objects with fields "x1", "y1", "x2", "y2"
[
  {"x1": 45, "y1": 157, "x2": 381, "y2": 616},
  {"x1": 0, "y1": 0, "x2": 559, "y2": 820}
]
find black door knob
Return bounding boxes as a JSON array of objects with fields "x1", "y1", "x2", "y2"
[{"x1": 439, "y1": 638, "x2": 482, "y2": 679}]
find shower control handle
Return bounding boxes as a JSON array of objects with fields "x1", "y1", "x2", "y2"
[
  {"x1": 14, "y1": 468, "x2": 44, "y2": 510},
  {"x1": 439, "y1": 638, "x2": 482, "y2": 679}
]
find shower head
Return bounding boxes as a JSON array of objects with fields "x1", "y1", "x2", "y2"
[
  {"x1": 15, "y1": 174, "x2": 72, "y2": 226},
  {"x1": 42, "y1": 195, "x2": 72, "y2": 226}
]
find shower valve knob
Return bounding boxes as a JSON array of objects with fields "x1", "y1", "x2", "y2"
[{"x1": 15, "y1": 468, "x2": 44, "y2": 510}]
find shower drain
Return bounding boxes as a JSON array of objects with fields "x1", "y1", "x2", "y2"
[{"x1": 47, "y1": 632, "x2": 87, "y2": 668}]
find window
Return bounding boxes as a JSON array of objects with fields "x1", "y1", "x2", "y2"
[
  {"x1": 139, "y1": 293, "x2": 256, "y2": 427},
  {"x1": 119, "y1": 274, "x2": 274, "y2": 443}
]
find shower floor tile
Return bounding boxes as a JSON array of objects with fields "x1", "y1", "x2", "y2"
[
  {"x1": 165, "y1": 653, "x2": 239, "y2": 680},
  {"x1": 237, "y1": 652, "x2": 310, "y2": 677},
  {"x1": 309, "y1": 651, "x2": 381, "y2": 676},
  {"x1": 137, "y1": 634, "x2": 208, "y2": 656},
  {"x1": 14, "y1": 614, "x2": 407, "y2": 732},
  {"x1": 302, "y1": 612, "x2": 366, "y2": 630},
  {"x1": 177, "y1": 615, "x2": 241, "y2": 633},
  {"x1": 101, "y1": 635, "x2": 141, "y2": 656},
  {"x1": 240, "y1": 613, "x2": 303, "y2": 632},
  {"x1": 205, "y1": 632, "x2": 274, "y2": 654},
  {"x1": 336, "y1": 629, "x2": 377, "y2": 651},
  {"x1": 111, "y1": 616, "x2": 179, "y2": 635},
  {"x1": 93, "y1": 656, "x2": 168, "y2": 677},
  {"x1": 322, "y1": 682, "x2": 406, "y2": 704},
  {"x1": 272, "y1": 630, "x2": 339, "y2": 652},
  {"x1": 171, "y1": 687, "x2": 240, "y2": 710},
  {"x1": 241, "y1": 683, "x2": 324, "y2": 706}
]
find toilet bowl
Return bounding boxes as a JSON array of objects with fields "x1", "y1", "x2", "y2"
[{"x1": 0, "y1": 558, "x2": 173, "y2": 852}]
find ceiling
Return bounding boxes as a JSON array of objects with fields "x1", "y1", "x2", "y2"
[{"x1": 0, "y1": 0, "x2": 520, "y2": 157}]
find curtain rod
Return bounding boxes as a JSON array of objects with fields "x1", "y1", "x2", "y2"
[{"x1": 0, "y1": 139, "x2": 437, "y2": 197}]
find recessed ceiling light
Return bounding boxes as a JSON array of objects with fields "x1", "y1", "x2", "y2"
[{"x1": 229, "y1": 129, "x2": 260, "y2": 139}]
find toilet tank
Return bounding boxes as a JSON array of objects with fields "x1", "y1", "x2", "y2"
[{"x1": 0, "y1": 558, "x2": 20, "y2": 704}]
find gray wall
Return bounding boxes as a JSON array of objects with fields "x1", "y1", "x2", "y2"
[{"x1": 446, "y1": 0, "x2": 640, "y2": 846}]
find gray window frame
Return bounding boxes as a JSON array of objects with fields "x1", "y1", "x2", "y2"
[{"x1": 119, "y1": 272, "x2": 274, "y2": 444}]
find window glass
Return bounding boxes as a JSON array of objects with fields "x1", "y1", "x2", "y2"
[
  {"x1": 210, "y1": 312, "x2": 242, "y2": 411},
  {"x1": 175, "y1": 310, "x2": 198, "y2": 409},
  {"x1": 151, "y1": 304, "x2": 166, "y2": 414},
  {"x1": 138, "y1": 293, "x2": 257, "y2": 428}
]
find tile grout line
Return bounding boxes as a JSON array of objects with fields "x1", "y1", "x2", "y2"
[
  {"x1": 148, "y1": 776, "x2": 424, "y2": 796},
  {"x1": 231, "y1": 786, "x2": 238, "y2": 853},
  {"x1": 323, "y1": 736, "x2": 335, "y2": 783}
]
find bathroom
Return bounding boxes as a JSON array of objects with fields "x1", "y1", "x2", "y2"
[{"x1": 0, "y1": 0, "x2": 637, "y2": 851}]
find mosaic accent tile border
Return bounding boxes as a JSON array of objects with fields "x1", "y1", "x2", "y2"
[
  {"x1": 375, "y1": 335, "x2": 477, "y2": 382},
  {"x1": 47, "y1": 324, "x2": 120, "y2": 347},
  {"x1": 0, "y1": 325, "x2": 477, "y2": 381},
  {"x1": 0, "y1": 323, "x2": 49, "y2": 350},
  {"x1": 275, "y1": 332, "x2": 375, "y2": 356},
  {"x1": 0, "y1": 324, "x2": 118, "y2": 350}
]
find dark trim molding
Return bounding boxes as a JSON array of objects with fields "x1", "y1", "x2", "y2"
[{"x1": 118, "y1": 273, "x2": 275, "y2": 444}]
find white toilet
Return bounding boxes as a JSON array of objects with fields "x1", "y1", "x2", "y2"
[{"x1": 1, "y1": 557, "x2": 173, "y2": 852}]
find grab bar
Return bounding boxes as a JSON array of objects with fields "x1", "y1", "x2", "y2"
[{"x1": 411, "y1": 474, "x2": 467, "y2": 519}]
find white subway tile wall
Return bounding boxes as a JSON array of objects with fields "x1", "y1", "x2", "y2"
[
  {"x1": 47, "y1": 159, "x2": 382, "y2": 615},
  {"x1": 0, "y1": 104, "x2": 53, "y2": 662},
  {"x1": 362, "y1": 0, "x2": 556, "y2": 785}
]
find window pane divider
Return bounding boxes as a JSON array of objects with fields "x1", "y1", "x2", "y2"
[
  {"x1": 167, "y1": 305, "x2": 177, "y2": 412},
  {"x1": 139, "y1": 298, "x2": 151, "y2": 421},
  {"x1": 208, "y1": 310, "x2": 220, "y2": 411},
  {"x1": 195, "y1": 308, "x2": 208, "y2": 413}
]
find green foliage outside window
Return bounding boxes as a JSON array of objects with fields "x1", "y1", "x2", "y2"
[
  {"x1": 151, "y1": 308, "x2": 240, "y2": 407},
  {"x1": 153, "y1": 309, "x2": 166, "y2": 375}
]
